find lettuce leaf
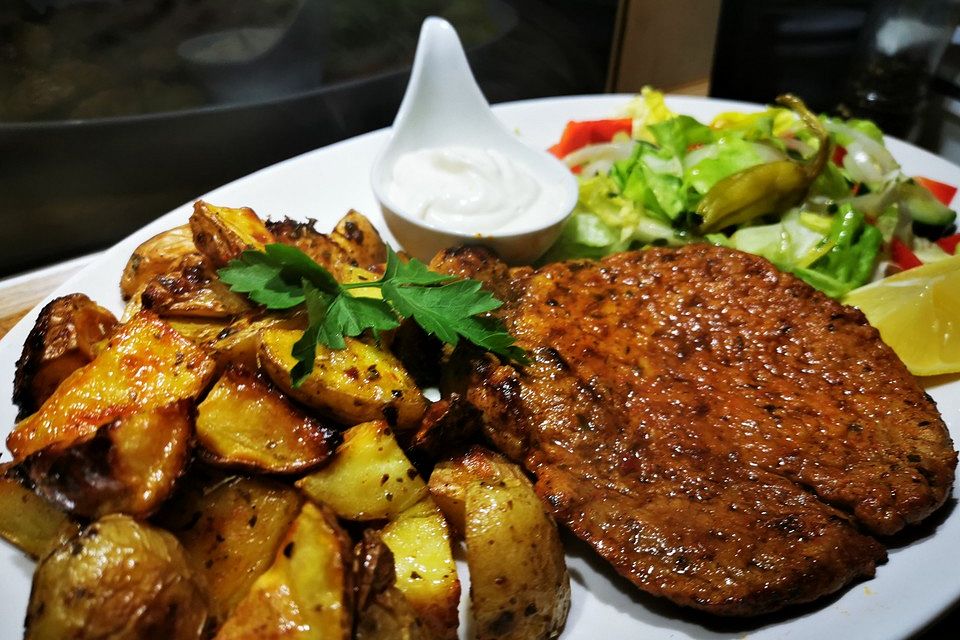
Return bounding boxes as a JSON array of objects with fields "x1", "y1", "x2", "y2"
[
  {"x1": 541, "y1": 174, "x2": 680, "y2": 262},
  {"x1": 684, "y1": 137, "x2": 767, "y2": 196},
  {"x1": 791, "y1": 205, "x2": 882, "y2": 297},
  {"x1": 648, "y1": 115, "x2": 714, "y2": 157},
  {"x1": 620, "y1": 86, "x2": 676, "y2": 141},
  {"x1": 727, "y1": 206, "x2": 882, "y2": 298}
]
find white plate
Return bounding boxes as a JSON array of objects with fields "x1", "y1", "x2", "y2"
[{"x1": 1, "y1": 95, "x2": 958, "y2": 640}]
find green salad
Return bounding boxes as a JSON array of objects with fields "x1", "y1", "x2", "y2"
[{"x1": 543, "y1": 88, "x2": 959, "y2": 298}]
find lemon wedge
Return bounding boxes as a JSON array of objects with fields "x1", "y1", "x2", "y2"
[{"x1": 842, "y1": 254, "x2": 960, "y2": 376}]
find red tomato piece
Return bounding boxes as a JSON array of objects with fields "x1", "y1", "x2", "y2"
[
  {"x1": 915, "y1": 176, "x2": 958, "y2": 206},
  {"x1": 891, "y1": 237, "x2": 923, "y2": 270},
  {"x1": 832, "y1": 144, "x2": 847, "y2": 166},
  {"x1": 549, "y1": 119, "x2": 633, "y2": 158},
  {"x1": 936, "y1": 234, "x2": 960, "y2": 256}
]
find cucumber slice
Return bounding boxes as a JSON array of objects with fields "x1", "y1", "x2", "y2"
[{"x1": 900, "y1": 182, "x2": 956, "y2": 227}]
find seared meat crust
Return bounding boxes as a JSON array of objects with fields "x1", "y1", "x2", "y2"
[{"x1": 435, "y1": 244, "x2": 956, "y2": 616}]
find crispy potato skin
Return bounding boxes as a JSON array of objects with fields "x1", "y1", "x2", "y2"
[
  {"x1": 13, "y1": 294, "x2": 118, "y2": 420},
  {"x1": 120, "y1": 225, "x2": 198, "y2": 300},
  {"x1": 214, "y1": 502, "x2": 353, "y2": 640},
  {"x1": 190, "y1": 200, "x2": 275, "y2": 268},
  {"x1": 430, "y1": 448, "x2": 571, "y2": 640},
  {"x1": 24, "y1": 401, "x2": 192, "y2": 518},
  {"x1": 354, "y1": 530, "x2": 428, "y2": 640},
  {"x1": 408, "y1": 393, "x2": 482, "y2": 466},
  {"x1": 297, "y1": 420, "x2": 427, "y2": 520},
  {"x1": 26, "y1": 515, "x2": 208, "y2": 640},
  {"x1": 156, "y1": 473, "x2": 303, "y2": 629},
  {"x1": 0, "y1": 466, "x2": 78, "y2": 559},
  {"x1": 140, "y1": 254, "x2": 251, "y2": 319},
  {"x1": 260, "y1": 329, "x2": 427, "y2": 430},
  {"x1": 381, "y1": 498, "x2": 460, "y2": 640},
  {"x1": 196, "y1": 368, "x2": 340, "y2": 474},
  {"x1": 331, "y1": 210, "x2": 388, "y2": 270},
  {"x1": 7, "y1": 312, "x2": 216, "y2": 461}
]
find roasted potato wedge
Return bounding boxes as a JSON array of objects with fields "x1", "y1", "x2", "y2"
[
  {"x1": 0, "y1": 466, "x2": 78, "y2": 559},
  {"x1": 156, "y1": 473, "x2": 303, "y2": 628},
  {"x1": 24, "y1": 401, "x2": 192, "y2": 518},
  {"x1": 381, "y1": 498, "x2": 460, "y2": 640},
  {"x1": 429, "y1": 448, "x2": 571, "y2": 640},
  {"x1": 191, "y1": 200, "x2": 275, "y2": 268},
  {"x1": 354, "y1": 530, "x2": 427, "y2": 640},
  {"x1": 260, "y1": 329, "x2": 427, "y2": 430},
  {"x1": 26, "y1": 514, "x2": 208, "y2": 640},
  {"x1": 141, "y1": 254, "x2": 251, "y2": 319},
  {"x1": 208, "y1": 314, "x2": 305, "y2": 372},
  {"x1": 7, "y1": 311, "x2": 216, "y2": 461},
  {"x1": 196, "y1": 367, "x2": 339, "y2": 474},
  {"x1": 331, "y1": 210, "x2": 388, "y2": 270},
  {"x1": 215, "y1": 502, "x2": 353, "y2": 640},
  {"x1": 167, "y1": 316, "x2": 234, "y2": 343},
  {"x1": 13, "y1": 293, "x2": 118, "y2": 420},
  {"x1": 425, "y1": 460, "x2": 472, "y2": 536},
  {"x1": 120, "y1": 224, "x2": 198, "y2": 299},
  {"x1": 297, "y1": 420, "x2": 427, "y2": 520}
]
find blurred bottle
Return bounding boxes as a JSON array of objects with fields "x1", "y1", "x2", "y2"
[{"x1": 840, "y1": 0, "x2": 960, "y2": 139}]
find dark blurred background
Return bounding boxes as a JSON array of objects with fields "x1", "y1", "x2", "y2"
[
  {"x1": 0, "y1": 0, "x2": 619, "y2": 275},
  {"x1": 3, "y1": 0, "x2": 960, "y2": 277}
]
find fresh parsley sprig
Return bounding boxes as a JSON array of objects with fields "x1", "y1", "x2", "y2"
[{"x1": 219, "y1": 244, "x2": 527, "y2": 385}]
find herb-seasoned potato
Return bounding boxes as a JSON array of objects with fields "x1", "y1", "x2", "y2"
[
  {"x1": 167, "y1": 316, "x2": 234, "y2": 343},
  {"x1": 260, "y1": 329, "x2": 427, "y2": 430},
  {"x1": 156, "y1": 473, "x2": 303, "y2": 628},
  {"x1": 190, "y1": 200, "x2": 275, "y2": 268},
  {"x1": 429, "y1": 448, "x2": 571, "y2": 640},
  {"x1": 0, "y1": 466, "x2": 78, "y2": 559},
  {"x1": 196, "y1": 367, "x2": 339, "y2": 474},
  {"x1": 120, "y1": 224, "x2": 198, "y2": 300},
  {"x1": 297, "y1": 420, "x2": 427, "y2": 520},
  {"x1": 141, "y1": 254, "x2": 251, "y2": 318},
  {"x1": 7, "y1": 311, "x2": 216, "y2": 461},
  {"x1": 331, "y1": 210, "x2": 388, "y2": 270},
  {"x1": 215, "y1": 502, "x2": 353, "y2": 640},
  {"x1": 354, "y1": 529, "x2": 427, "y2": 640},
  {"x1": 209, "y1": 315, "x2": 303, "y2": 372},
  {"x1": 381, "y1": 498, "x2": 460, "y2": 640},
  {"x1": 26, "y1": 514, "x2": 208, "y2": 640},
  {"x1": 24, "y1": 401, "x2": 192, "y2": 518},
  {"x1": 425, "y1": 460, "x2": 472, "y2": 536},
  {"x1": 13, "y1": 293, "x2": 118, "y2": 420}
]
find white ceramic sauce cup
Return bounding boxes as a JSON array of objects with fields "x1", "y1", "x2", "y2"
[{"x1": 370, "y1": 17, "x2": 577, "y2": 264}]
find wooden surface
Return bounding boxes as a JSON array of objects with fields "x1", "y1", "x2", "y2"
[{"x1": 0, "y1": 254, "x2": 93, "y2": 340}]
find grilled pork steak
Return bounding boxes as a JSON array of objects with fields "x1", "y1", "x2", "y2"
[{"x1": 433, "y1": 244, "x2": 956, "y2": 616}]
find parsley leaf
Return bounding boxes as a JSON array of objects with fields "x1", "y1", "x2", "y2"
[
  {"x1": 382, "y1": 279, "x2": 501, "y2": 342},
  {"x1": 382, "y1": 246, "x2": 456, "y2": 285},
  {"x1": 290, "y1": 281, "x2": 335, "y2": 385},
  {"x1": 218, "y1": 251, "x2": 305, "y2": 309},
  {"x1": 219, "y1": 242, "x2": 526, "y2": 385},
  {"x1": 322, "y1": 295, "x2": 400, "y2": 345}
]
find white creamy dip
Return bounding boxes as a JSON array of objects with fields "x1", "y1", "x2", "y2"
[{"x1": 386, "y1": 146, "x2": 566, "y2": 234}]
